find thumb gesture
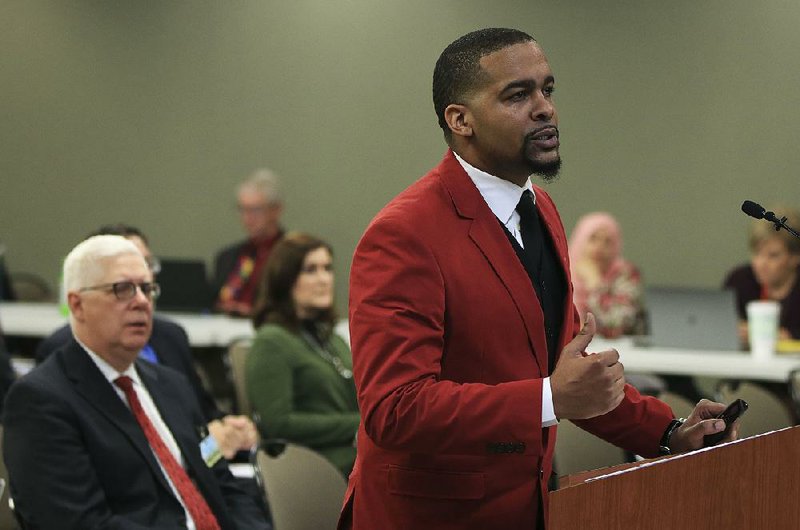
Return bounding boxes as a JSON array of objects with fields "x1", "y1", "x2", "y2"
[
  {"x1": 551, "y1": 312, "x2": 625, "y2": 419},
  {"x1": 561, "y1": 312, "x2": 596, "y2": 360}
]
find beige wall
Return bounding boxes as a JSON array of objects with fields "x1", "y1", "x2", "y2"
[{"x1": 2, "y1": 1, "x2": 799, "y2": 312}]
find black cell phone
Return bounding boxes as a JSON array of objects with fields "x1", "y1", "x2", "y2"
[{"x1": 703, "y1": 398, "x2": 748, "y2": 447}]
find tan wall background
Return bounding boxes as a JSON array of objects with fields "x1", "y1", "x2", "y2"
[{"x1": 2, "y1": 1, "x2": 799, "y2": 313}]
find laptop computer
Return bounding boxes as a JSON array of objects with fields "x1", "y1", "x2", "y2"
[
  {"x1": 642, "y1": 286, "x2": 741, "y2": 351},
  {"x1": 155, "y1": 258, "x2": 214, "y2": 313}
]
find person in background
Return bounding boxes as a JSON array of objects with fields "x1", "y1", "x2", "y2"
[
  {"x1": 569, "y1": 212, "x2": 663, "y2": 399},
  {"x1": 568, "y1": 212, "x2": 645, "y2": 338},
  {"x1": 4, "y1": 235, "x2": 270, "y2": 529},
  {"x1": 35, "y1": 224, "x2": 258, "y2": 460},
  {"x1": 724, "y1": 205, "x2": 800, "y2": 344},
  {"x1": 213, "y1": 169, "x2": 285, "y2": 317},
  {"x1": 246, "y1": 232, "x2": 359, "y2": 477}
]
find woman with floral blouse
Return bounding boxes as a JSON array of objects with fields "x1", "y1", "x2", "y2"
[{"x1": 569, "y1": 212, "x2": 645, "y2": 338}]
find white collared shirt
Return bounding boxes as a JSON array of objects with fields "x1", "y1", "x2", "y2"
[
  {"x1": 453, "y1": 152, "x2": 558, "y2": 428},
  {"x1": 453, "y1": 151, "x2": 536, "y2": 249},
  {"x1": 79, "y1": 340, "x2": 197, "y2": 530}
]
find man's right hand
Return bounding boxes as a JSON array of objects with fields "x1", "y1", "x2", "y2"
[{"x1": 550, "y1": 313, "x2": 626, "y2": 420}]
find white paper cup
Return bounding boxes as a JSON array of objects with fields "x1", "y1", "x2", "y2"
[{"x1": 746, "y1": 300, "x2": 780, "y2": 359}]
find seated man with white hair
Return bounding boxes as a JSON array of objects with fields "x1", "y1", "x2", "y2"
[{"x1": 3, "y1": 235, "x2": 271, "y2": 530}]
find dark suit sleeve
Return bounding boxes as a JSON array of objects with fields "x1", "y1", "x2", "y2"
[
  {"x1": 208, "y1": 453, "x2": 272, "y2": 530},
  {"x1": 152, "y1": 319, "x2": 224, "y2": 421},
  {"x1": 3, "y1": 377, "x2": 156, "y2": 530},
  {"x1": 212, "y1": 244, "x2": 239, "y2": 300},
  {"x1": 158, "y1": 368, "x2": 271, "y2": 530},
  {"x1": 34, "y1": 324, "x2": 73, "y2": 364}
]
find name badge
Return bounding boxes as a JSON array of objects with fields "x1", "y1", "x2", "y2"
[{"x1": 199, "y1": 434, "x2": 223, "y2": 468}]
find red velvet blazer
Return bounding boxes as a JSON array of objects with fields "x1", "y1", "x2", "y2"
[{"x1": 340, "y1": 151, "x2": 673, "y2": 530}]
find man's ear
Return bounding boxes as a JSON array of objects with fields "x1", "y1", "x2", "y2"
[
  {"x1": 444, "y1": 104, "x2": 474, "y2": 138},
  {"x1": 67, "y1": 292, "x2": 83, "y2": 321}
]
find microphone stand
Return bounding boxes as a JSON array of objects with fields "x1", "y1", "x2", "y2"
[{"x1": 764, "y1": 211, "x2": 800, "y2": 239}]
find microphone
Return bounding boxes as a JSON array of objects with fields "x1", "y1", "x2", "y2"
[
  {"x1": 741, "y1": 200, "x2": 800, "y2": 239},
  {"x1": 741, "y1": 200, "x2": 765, "y2": 220}
]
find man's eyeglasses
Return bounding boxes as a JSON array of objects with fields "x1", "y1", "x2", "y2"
[
  {"x1": 80, "y1": 281, "x2": 161, "y2": 301},
  {"x1": 236, "y1": 204, "x2": 270, "y2": 215}
]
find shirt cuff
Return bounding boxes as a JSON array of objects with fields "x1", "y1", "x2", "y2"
[{"x1": 541, "y1": 377, "x2": 558, "y2": 427}]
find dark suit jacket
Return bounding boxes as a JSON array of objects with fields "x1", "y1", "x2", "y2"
[
  {"x1": 341, "y1": 150, "x2": 673, "y2": 529},
  {"x1": 212, "y1": 240, "x2": 248, "y2": 301},
  {"x1": 35, "y1": 317, "x2": 223, "y2": 422},
  {"x1": 0, "y1": 338, "x2": 15, "y2": 417},
  {"x1": 3, "y1": 341, "x2": 269, "y2": 529}
]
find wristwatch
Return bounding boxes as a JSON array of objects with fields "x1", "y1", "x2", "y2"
[{"x1": 658, "y1": 418, "x2": 686, "y2": 455}]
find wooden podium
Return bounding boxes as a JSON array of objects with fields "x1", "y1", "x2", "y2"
[{"x1": 549, "y1": 426, "x2": 800, "y2": 529}]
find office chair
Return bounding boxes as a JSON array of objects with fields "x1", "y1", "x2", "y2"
[
  {"x1": 9, "y1": 272, "x2": 53, "y2": 302},
  {"x1": 254, "y1": 443, "x2": 347, "y2": 530},
  {"x1": 657, "y1": 390, "x2": 697, "y2": 420},
  {"x1": 717, "y1": 380, "x2": 794, "y2": 438},
  {"x1": 788, "y1": 369, "x2": 800, "y2": 420},
  {"x1": 227, "y1": 338, "x2": 253, "y2": 417},
  {"x1": 553, "y1": 419, "x2": 628, "y2": 477}
]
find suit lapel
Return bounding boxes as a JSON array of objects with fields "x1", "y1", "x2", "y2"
[
  {"x1": 61, "y1": 343, "x2": 174, "y2": 494},
  {"x1": 438, "y1": 151, "x2": 549, "y2": 375},
  {"x1": 533, "y1": 186, "x2": 578, "y2": 355}
]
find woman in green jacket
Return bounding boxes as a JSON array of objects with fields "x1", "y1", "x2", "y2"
[{"x1": 246, "y1": 232, "x2": 359, "y2": 476}]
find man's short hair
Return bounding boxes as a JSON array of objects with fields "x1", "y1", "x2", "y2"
[
  {"x1": 88, "y1": 224, "x2": 149, "y2": 246},
  {"x1": 63, "y1": 235, "x2": 143, "y2": 293},
  {"x1": 433, "y1": 28, "x2": 536, "y2": 141},
  {"x1": 238, "y1": 168, "x2": 282, "y2": 205},
  {"x1": 749, "y1": 205, "x2": 800, "y2": 255}
]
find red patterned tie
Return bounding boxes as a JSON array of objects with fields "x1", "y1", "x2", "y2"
[{"x1": 114, "y1": 376, "x2": 220, "y2": 530}]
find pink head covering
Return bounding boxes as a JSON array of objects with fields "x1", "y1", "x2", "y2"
[{"x1": 568, "y1": 212, "x2": 626, "y2": 316}]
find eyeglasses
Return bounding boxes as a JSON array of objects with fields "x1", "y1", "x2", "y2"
[
  {"x1": 80, "y1": 281, "x2": 161, "y2": 301},
  {"x1": 236, "y1": 204, "x2": 270, "y2": 215}
]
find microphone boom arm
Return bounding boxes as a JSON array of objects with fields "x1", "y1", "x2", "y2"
[{"x1": 765, "y1": 211, "x2": 800, "y2": 239}]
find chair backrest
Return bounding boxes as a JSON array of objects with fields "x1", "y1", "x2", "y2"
[
  {"x1": 228, "y1": 339, "x2": 253, "y2": 417},
  {"x1": 255, "y1": 444, "x2": 347, "y2": 530},
  {"x1": 717, "y1": 381, "x2": 794, "y2": 438},
  {"x1": 9, "y1": 272, "x2": 54, "y2": 302},
  {"x1": 789, "y1": 369, "x2": 800, "y2": 419},
  {"x1": 553, "y1": 420, "x2": 628, "y2": 477},
  {"x1": 657, "y1": 390, "x2": 697, "y2": 419}
]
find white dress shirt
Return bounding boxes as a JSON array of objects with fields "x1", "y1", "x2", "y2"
[
  {"x1": 453, "y1": 152, "x2": 558, "y2": 427},
  {"x1": 79, "y1": 340, "x2": 198, "y2": 530}
]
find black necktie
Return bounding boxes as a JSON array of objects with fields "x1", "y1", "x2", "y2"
[
  {"x1": 516, "y1": 190, "x2": 544, "y2": 281},
  {"x1": 514, "y1": 190, "x2": 564, "y2": 372}
]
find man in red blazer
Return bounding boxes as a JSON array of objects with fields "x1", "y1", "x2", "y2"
[{"x1": 340, "y1": 28, "x2": 733, "y2": 530}]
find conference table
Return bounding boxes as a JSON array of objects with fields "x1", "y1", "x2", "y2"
[
  {"x1": 3, "y1": 302, "x2": 800, "y2": 383},
  {"x1": 591, "y1": 337, "x2": 800, "y2": 383}
]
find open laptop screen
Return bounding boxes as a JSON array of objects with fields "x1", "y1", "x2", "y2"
[
  {"x1": 644, "y1": 286, "x2": 741, "y2": 351},
  {"x1": 155, "y1": 258, "x2": 213, "y2": 313}
]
